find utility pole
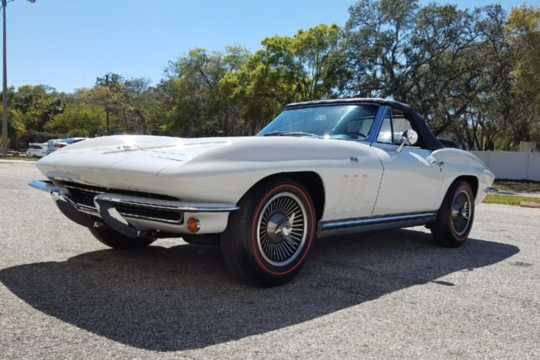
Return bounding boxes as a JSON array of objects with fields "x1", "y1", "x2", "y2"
[
  {"x1": 1, "y1": 0, "x2": 36, "y2": 157},
  {"x1": 2, "y1": 0, "x2": 8, "y2": 157},
  {"x1": 105, "y1": 74, "x2": 110, "y2": 135}
]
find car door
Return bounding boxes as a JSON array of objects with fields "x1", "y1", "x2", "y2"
[
  {"x1": 371, "y1": 107, "x2": 445, "y2": 216},
  {"x1": 320, "y1": 104, "x2": 385, "y2": 221}
]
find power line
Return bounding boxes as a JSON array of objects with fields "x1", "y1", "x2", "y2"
[{"x1": 10, "y1": 78, "x2": 91, "y2": 82}]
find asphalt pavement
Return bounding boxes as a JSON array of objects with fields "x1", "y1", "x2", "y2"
[{"x1": 1, "y1": 162, "x2": 539, "y2": 359}]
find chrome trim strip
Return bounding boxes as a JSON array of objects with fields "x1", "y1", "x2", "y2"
[
  {"x1": 77, "y1": 204, "x2": 101, "y2": 217},
  {"x1": 30, "y1": 180, "x2": 239, "y2": 213},
  {"x1": 62, "y1": 184, "x2": 102, "y2": 194},
  {"x1": 321, "y1": 212, "x2": 437, "y2": 231},
  {"x1": 112, "y1": 210, "x2": 183, "y2": 225},
  {"x1": 95, "y1": 193, "x2": 239, "y2": 213}
]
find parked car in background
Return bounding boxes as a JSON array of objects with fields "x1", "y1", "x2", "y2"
[
  {"x1": 30, "y1": 99, "x2": 494, "y2": 287},
  {"x1": 46, "y1": 137, "x2": 87, "y2": 155},
  {"x1": 26, "y1": 142, "x2": 48, "y2": 158},
  {"x1": 46, "y1": 139, "x2": 67, "y2": 155}
]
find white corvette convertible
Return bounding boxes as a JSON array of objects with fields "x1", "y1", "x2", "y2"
[{"x1": 30, "y1": 98, "x2": 494, "y2": 286}]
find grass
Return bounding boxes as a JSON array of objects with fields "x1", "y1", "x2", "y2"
[
  {"x1": 483, "y1": 194, "x2": 540, "y2": 206},
  {"x1": 492, "y1": 180, "x2": 540, "y2": 193},
  {"x1": 0, "y1": 156, "x2": 37, "y2": 161}
]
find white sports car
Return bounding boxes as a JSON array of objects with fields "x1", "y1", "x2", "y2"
[{"x1": 30, "y1": 98, "x2": 494, "y2": 286}]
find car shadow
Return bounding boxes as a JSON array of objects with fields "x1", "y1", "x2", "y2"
[{"x1": 0, "y1": 229, "x2": 518, "y2": 351}]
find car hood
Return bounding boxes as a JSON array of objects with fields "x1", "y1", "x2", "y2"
[
  {"x1": 44, "y1": 135, "x2": 243, "y2": 157},
  {"x1": 36, "y1": 135, "x2": 246, "y2": 193},
  {"x1": 36, "y1": 134, "x2": 375, "y2": 195}
]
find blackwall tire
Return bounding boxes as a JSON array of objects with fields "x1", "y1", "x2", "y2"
[
  {"x1": 431, "y1": 180, "x2": 475, "y2": 248},
  {"x1": 89, "y1": 224, "x2": 156, "y2": 250},
  {"x1": 221, "y1": 178, "x2": 316, "y2": 287}
]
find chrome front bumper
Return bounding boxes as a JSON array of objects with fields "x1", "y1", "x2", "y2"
[{"x1": 29, "y1": 180, "x2": 238, "y2": 237}]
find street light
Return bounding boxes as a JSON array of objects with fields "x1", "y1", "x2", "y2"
[{"x1": 2, "y1": 0, "x2": 36, "y2": 157}]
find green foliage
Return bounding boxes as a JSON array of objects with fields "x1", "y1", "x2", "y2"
[
  {"x1": 90, "y1": 73, "x2": 155, "y2": 134},
  {"x1": 0, "y1": 85, "x2": 69, "y2": 149},
  {"x1": 221, "y1": 24, "x2": 344, "y2": 133},
  {"x1": 13, "y1": 85, "x2": 66, "y2": 131},
  {"x1": 161, "y1": 46, "x2": 251, "y2": 137},
  {"x1": 483, "y1": 194, "x2": 540, "y2": 206},
  {"x1": 505, "y1": 4, "x2": 540, "y2": 149},
  {"x1": 344, "y1": 0, "x2": 515, "y2": 151},
  {"x1": 506, "y1": 5, "x2": 540, "y2": 95},
  {"x1": 0, "y1": 106, "x2": 27, "y2": 149},
  {"x1": 45, "y1": 104, "x2": 106, "y2": 137}
]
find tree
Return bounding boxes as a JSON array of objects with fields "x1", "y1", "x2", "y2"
[
  {"x1": 0, "y1": 85, "x2": 69, "y2": 149},
  {"x1": 94, "y1": 73, "x2": 154, "y2": 134},
  {"x1": 344, "y1": 0, "x2": 511, "y2": 145},
  {"x1": 505, "y1": 4, "x2": 540, "y2": 148},
  {"x1": 221, "y1": 24, "x2": 344, "y2": 134},
  {"x1": 447, "y1": 5, "x2": 514, "y2": 150},
  {"x1": 45, "y1": 104, "x2": 106, "y2": 137},
  {"x1": 9, "y1": 85, "x2": 66, "y2": 132},
  {"x1": 164, "y1": 46, "x2": 250, "y2": 137},
  {"x1": 0, "y1": 106, "x2": 26, "y2": 149}
]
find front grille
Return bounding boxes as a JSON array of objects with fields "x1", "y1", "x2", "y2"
[
  {"x1": 66, "y1": 186, "x2": 97, "y2": 208},
  {"x1": 114, "y1": 203, "x2": 183, "y2": 222},
  {"x1": 60, "y1": 181, "x2": 183, "y2": 224}
]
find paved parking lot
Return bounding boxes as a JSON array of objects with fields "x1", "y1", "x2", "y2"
[{"x1": 1, "y1": 162, "x2": 539, "y2": 359}]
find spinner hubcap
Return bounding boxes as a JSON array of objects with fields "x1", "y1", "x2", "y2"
[
  {"x1": 451, "y1": 190, "x2": 471, "y2": 236},
  {"x1": 256, "y1": 192, "x2": 308, "y2": 267}
]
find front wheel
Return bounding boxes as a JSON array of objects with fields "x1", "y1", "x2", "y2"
[
  {"x1": 221, "y1": 178, "x2": 317, "y2": 287},
  {"x1": 431, "y1": 180, "x2": 475, "y2": 247},
  {"x1": 89, "y1": 223, "x2": 156, "y2": 250}
]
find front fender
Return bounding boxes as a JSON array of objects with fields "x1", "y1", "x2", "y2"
[{"x1": 432, "y1": 149, "x2": 495, "y2": 206}]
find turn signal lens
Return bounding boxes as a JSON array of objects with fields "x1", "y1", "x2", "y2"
[{"x1": 187, "y1": 217, "x2": 200, "y2": 233}]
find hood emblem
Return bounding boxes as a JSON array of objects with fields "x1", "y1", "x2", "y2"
[
  {"x1": 103, "y1": 144, "x2": 141, "y2": 154},
  {"x1": 119, "y1": 145, "x2": 138, "y2": 151}
]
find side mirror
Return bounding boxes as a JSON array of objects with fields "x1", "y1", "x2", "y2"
[{"x1": 397, "y1": 129, "x2": 418, "y2": 152}]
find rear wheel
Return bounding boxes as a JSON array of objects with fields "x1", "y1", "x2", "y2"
[
  {"x1": 221, "y1": 178, "x2": 316, "y2": 287},
  {"x1": 89, "y1": 223, "x2": 156, "y2": 250},
  {"x1": 431, "y1": 180, "x2": 475, "y2": 247}
]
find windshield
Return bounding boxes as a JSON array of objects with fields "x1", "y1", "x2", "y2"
[{"x1": 258, "y1": 104, "x2": 379, "y2": 140}]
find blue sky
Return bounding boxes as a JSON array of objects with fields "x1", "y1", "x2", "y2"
[{"x1": 5, "y1": 0, "x2": 537, "y2": 93}]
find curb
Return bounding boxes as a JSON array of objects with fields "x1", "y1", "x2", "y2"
[
  {"x1": 489, "y1": 191, "x2": 540, "y2": 199},
  {"x1": 520, "y1": 202, "x2": 540, "y2": 209},
  {"x1": 0, "y1": 159, "x2": 37, "y2": 164}
]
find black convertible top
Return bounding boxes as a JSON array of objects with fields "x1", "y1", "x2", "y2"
[{"x1": 285, "y1": 98, "x2": 443, "y2": 150}]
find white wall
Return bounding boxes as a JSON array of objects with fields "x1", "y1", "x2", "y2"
[{"x1": 470, "y1": 151, "x2": 540, "y2": 181}]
